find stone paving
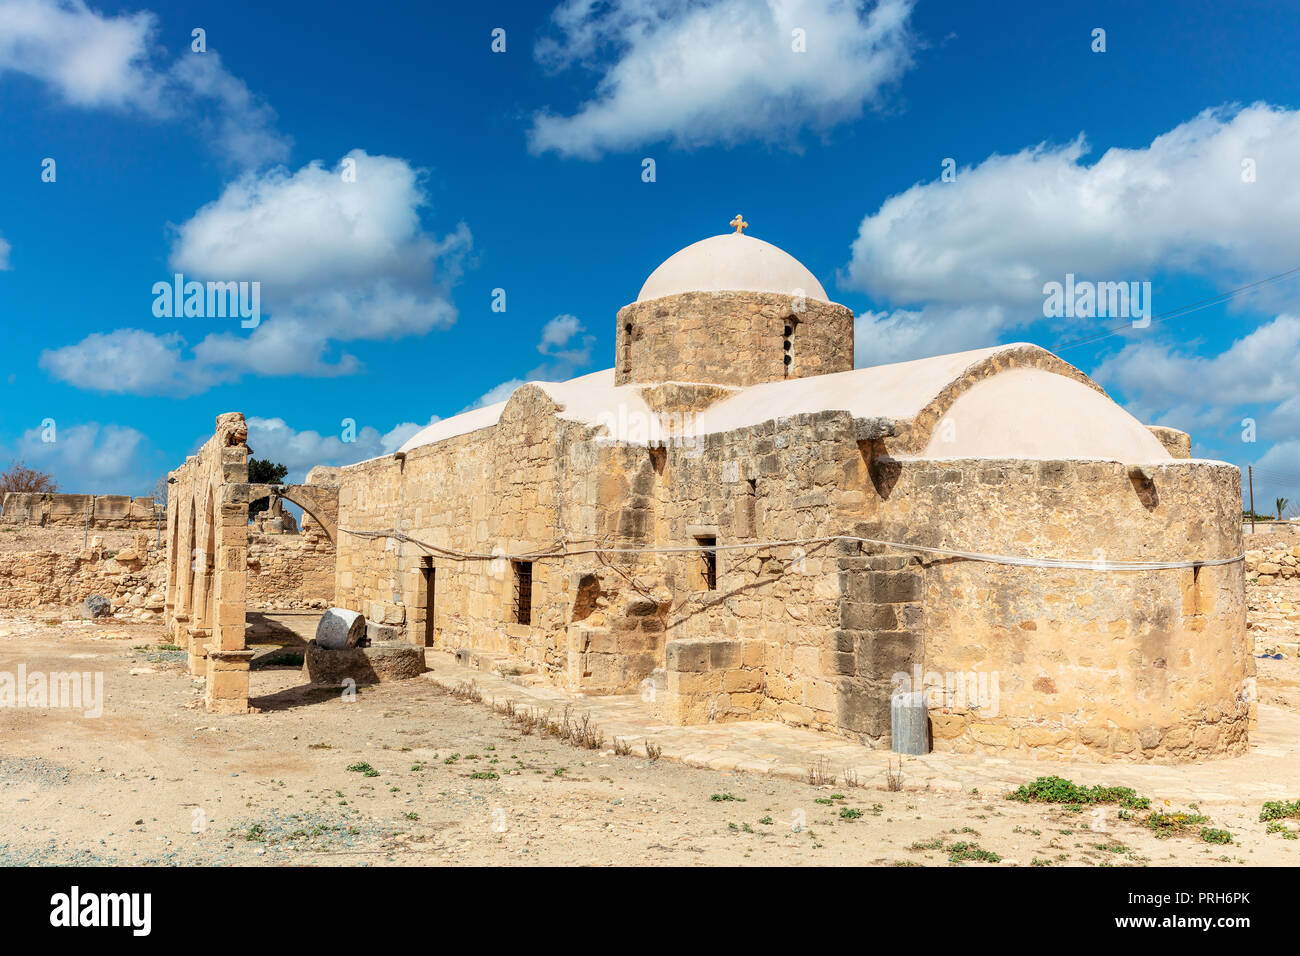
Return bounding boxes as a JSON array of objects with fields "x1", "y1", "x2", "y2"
[{"x1": 422, "y1": 650, "x2": 1300, "y2": 803}]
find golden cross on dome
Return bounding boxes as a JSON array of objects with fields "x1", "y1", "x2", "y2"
[{"x1": 730, "y1": 214, "x2": 748, "y2": 234}]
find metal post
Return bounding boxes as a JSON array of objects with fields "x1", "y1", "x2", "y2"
[{"x1": 1249, "y1": 465, "x2": 1255, "y2": 534}]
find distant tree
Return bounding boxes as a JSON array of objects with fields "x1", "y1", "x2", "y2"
[
  {"x1": 150, "y1": 474, "x2": 169, "y2": 507},
  {"x1": 247, "y1": 458, "x2": 288, "y2": 517},
  {"x1": 1277, "y1": 497, "x2": 1291, "y2": 521},
  {"x1": 0, "y1": 460, "x2": 58, "y2": 500}
]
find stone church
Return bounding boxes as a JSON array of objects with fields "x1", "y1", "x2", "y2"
[
  {"x1": 327, "y1": 220, "x2": 1249, "y2": 762},
  {"x1": 166, "y1": 220, "x2": 1249, "y2": 762}
]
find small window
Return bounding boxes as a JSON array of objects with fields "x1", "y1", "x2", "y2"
[
  {"x1": 782, "y1": 319, "x2": 796, "y2": 377},
  {"x1": 512, "y1": 560, "x2": 533, "y2": 625},
  {"x1": 695, "y1": 536, "x2": 717, "y2": 591}
]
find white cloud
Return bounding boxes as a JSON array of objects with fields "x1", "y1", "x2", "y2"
[
  {"x1": 1091, "y1": 315, "x2": 1300, "y2": 439},
  {"x1": 539, "y1": 313, "x2": 583, "y2": 350},
  {"x1": 38, "y1": 329, "x2": 198, "y2": 394},
  {"x1": 1, "y1": 421, "x2": 160, "y2": 495},
  {"x1": 243, "y1": 415, "x2": 436, "y2": 482},
  {"x1": 461, "y1": 379, "x2": 524, "y2": 413},
  {"x1": 464, "y1": 313, "x2": 597, "y2": 411},
  {"x1": 0, "y1": 0, "x2": 158, "y2": 109},
  {"x1": 1251, "y1": 442, "x2": 1300, "y2": 516},
  {"x1": 854, "y1": 304, "x2": 1010, "y2": 366},
  {"x1": 532, "y1": 312, "x2": 594, "y2": 378},
  {"x1": 166, "y1": 50, "x2": 290, "y2": 169},
  {"x1": 40, "y1": 151, "x2": 471, "y2": 395},
  {"x1": 0, "y1": 233, "x2": 10, "y2": 269},
  {"x1": 844, "y1": 103, "x2": 1300, "y2": 361},
  {"x1": 0, "y1": 0, "x2": 288, "y2": 167},
  {"x1": 529, "y1": 0, "x2": 916, "y2": 158}
]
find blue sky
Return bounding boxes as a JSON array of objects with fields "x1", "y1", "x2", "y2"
[{"x1": 2, "y1": 0, "x2": 1300, "y2": 512}]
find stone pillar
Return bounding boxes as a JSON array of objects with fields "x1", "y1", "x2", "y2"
[{"x1": 833, "y1": 550, "x2": 925, "y2": 745}]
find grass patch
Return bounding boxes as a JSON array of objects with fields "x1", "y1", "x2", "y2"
[
  {"x1": 1200, "y1": 827, "x2": 1232, "y2": 845},
  {"x1": 346, "y1": 762, "x2": 379, "y2": 777},
  {"x1": 947, "y1": 841, "x2": 1002, "y2": 864},
  {"x1": 1144, "y1": 810, "x2": 1208, "y2": 836},
  {"x1": 1259, "y1": 799, "x2": 1300, "y2": 822},
  {"x1": 1006, "y1": 775, "x2": 1150, "y2": 809},
  {"x1": 1006, "y1": 775, "x2": 1150, "y2": 810}
]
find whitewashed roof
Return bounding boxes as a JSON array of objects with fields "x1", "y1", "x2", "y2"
[
  {"x1": 386, "y1": 345, "x2": 1176, "y2": 464},
  {"x1": 636, "y1": 233, "x2": 829, "y2": 303}
]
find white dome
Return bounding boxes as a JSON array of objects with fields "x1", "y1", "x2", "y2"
[{"x1": 636, "y1": 233, "x2": 829, "y2": 303}]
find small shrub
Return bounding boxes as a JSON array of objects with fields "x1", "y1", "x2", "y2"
[
  {"x1": 1144, "y1": 810, "x2": 1209, "y2": 836},
  {"x1": 1007, "y1": 776, "x2": 1149, "y2": 809},
  {"x1": 346, "y1": 762, "x2": 379, "y2": 777},
  {"x1": 1259, "y1": 799, "x2": 1300, "y2": 822},
  {"x1": 1200, "y1": 827, "x2": 1232, "y2": 845}
]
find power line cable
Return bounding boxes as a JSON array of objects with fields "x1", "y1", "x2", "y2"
[{"x1": 1053, "y1": 265, "x2": 1300, "y2": 353}]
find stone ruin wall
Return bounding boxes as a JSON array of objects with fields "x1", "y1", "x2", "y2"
[
  {"x1": 246, "y1": 530, "x2": 336, "y2": 609},
  {"x1": 614, "y1": 291, "x2": 854, "y2": 387},
  {"x1": 1, "y1": 492, "x2": 161, "y2": 529},
  {"x1": 0, "y1": 531, "x2": 167, "y2": 620}
]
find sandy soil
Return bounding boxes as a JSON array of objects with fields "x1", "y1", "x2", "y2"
[{"x1": 1, "y1": 607, "x2": 1296, "y2": 866}]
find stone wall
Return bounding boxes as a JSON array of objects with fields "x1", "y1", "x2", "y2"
[
  {"x1": 865, "y1": 458, "x2": 1248, "y2": 763},
  {"x1": 1, "y1": 492, "x2": 161, "y2": 529},
  {"x1": 334, "y1": 391, "x2": 1248, "y2": 763},
  {"x1": 246, "y1": 530, "x2": 336, "y2": 609},
  {"x1": 614, "y1": 291, "x2": 854, "y2": 388},
  {"x1": 1246, "y1": 546, "x2": 1300, "y2": 582},
  {"x1": 0, "y1": 531, "x2": 166, "y2": 619},
  {"x1": 335, "y1": 386, "x2": 576, "y2": 681}
]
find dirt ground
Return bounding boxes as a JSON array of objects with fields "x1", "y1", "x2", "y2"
[{"x1": 1, "y1": 602, "x2": 1298, "y2": 867}]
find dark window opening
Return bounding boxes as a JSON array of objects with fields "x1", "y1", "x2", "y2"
[
  {"x1": 512, "y1": 560, "x2": 533, "y2": 625},
  {"x1": 622, "y1": 322, "x2": 633, "y2": 376},
  {"x1": 782, "y1": 319, "x2": 797, "y2": 377},
  {"x1": 420, "y1": 557, "x2": 436, "y2": 647},
  {"x1": 695, "y1": 536, "x2": 717, "y2": 591}
]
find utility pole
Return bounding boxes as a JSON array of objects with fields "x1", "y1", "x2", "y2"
[{"x1": 1248, "y1": 465, "x2": 1255, "y2": 534}]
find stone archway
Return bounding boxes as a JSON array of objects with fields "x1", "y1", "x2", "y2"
[
  {"x1": 246, "y1": 483, "x2": 338, "y2": 544},
  {"x1": 162, "y1": 413, "x2": 253, "y2": 713}
]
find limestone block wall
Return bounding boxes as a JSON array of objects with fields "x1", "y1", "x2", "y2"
[
  {"x1": 332, "y1": 381, "x2": 1246, "y2": 763},
  {"x1": 857, "y1": 458, "x2": 1248, "y2": 762},
  {"x1": 614, "y1": 291, "x2": 854, "y2": 388},
  {"x1": 648, "y1": 413, "x2": 854, "y2": 731},
  {"x1": 335, "y1": 386, "x2": 576, "y2": 678},
  {"x1": 664, "y1": 637, "x2": 765, "y2": 723},
  {"x1": 1, "y1": 493, "x2": 160, "y2": 529},
  {"x1": 0, "y1": 532, "x2": 166, "y2": 618},
  {"x1": 246, "y1": 531, "x2": 336, "y2": 608}
]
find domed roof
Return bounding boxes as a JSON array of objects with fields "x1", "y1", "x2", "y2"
[{"x1": 636, "y1": 232, "x2": 829, "y2": 303}]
